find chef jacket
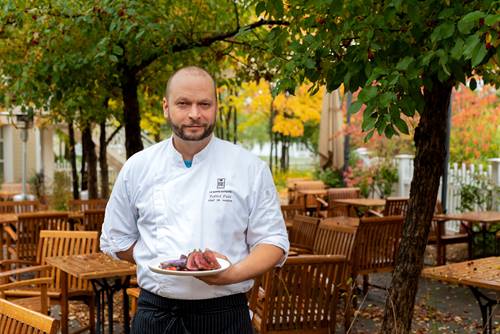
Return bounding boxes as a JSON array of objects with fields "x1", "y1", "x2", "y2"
[{"x1": 100, "y1": 136, "x2": 290, "y2": 300}]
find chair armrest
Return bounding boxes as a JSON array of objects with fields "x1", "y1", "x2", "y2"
[
  {"x1": 3, "y1": 226, "x2": 17, "y2": 241},
  {"x1": 0, "y1": 265, "x2": 52, "y2": 281},
  {"x1": 316, "y1": 197, "x2": 328, "y2": 207},
  {"x1": 0, "y1": 276, "x2": 53, "y2": 291},
  {"x1": 0, "y1": 259, "x2": 38, "y2": 271},
  {"x1": 366, "y1": 209, "x2": 383, "y2": 217},
  {"x1": 289, "y1": 246, "x2": 313, "y2": 255}
]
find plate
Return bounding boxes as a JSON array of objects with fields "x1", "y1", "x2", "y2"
[{"x1": 148, "y1": 257, "x2": 231, "y2": 276}]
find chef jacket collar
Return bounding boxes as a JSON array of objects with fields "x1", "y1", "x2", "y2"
[{"x1": 167, "y1": 135, "x2": 215, "y2": 168}]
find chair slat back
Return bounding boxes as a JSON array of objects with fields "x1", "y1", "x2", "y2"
[
  {"x1": 37, "y1": 230, "x2": 99, "y2": 291},
  {"x1": 289, "y1": 215, "x2": 321, "y2": 252},
  {"x1": 257, "y1": 255, "x2": 347, "y2": 333},
  {"x1": 280, "y1": 204, "x2": 304, "y2": 220},
  {"x1": 82, "y1": 209, "x2": 106, "y2": 233},
  {"x1": 327, "y1": 187, "x2": 360, "y2": 201},
  {"x1": 383, "y1": 197, "x2": 409, "y2": 216},
  {"x1": 324, "y1": 187, "x2": 360, "y2": 217},
  {"x1": 68, "y1": 199, "x2": 107, "y2": 212},
  {"x1": 12, "y1": 213, "x2": 70, "y2": 262},
  {"x1": 351, "y1": 216, "x2": 404, "y2": 275},
  {"x1": 0, "y1": 298, "x2": 59, "y2": 334},
  {"x1": 313, "y1": 223, "x2": 357, "y2": 259},
  {"x1": 0, "y1": 200, "x2": 40, "y2": 214}
]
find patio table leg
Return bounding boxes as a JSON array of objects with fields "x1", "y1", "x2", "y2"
[
  {"x1": 61, "y1": 270, "x2": 69, "y2": 334},
  {"x1": 91, "y1": 276, "x2": 132, "y2": 334},
  {"x1": 469, "y1": 287, "x2": 497, "y2": 334}
]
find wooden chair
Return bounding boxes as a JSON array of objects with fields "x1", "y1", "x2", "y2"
[
  {"x1": 127, "y1": 287, "x2": 141, "y2": 317},
  {"x1": 68, "y1": 199, "x2": 108, "y2": 211},
  {"x1": 80, "y1": 209, "x2": 105, "y2": 232},
  {"x1": 286, "y1": 178, "x2": 310, "y2": 204},
  {"x1": 281, "y1": 204, "x2": 305, "y2": 233},
  {"x1": 351, "y1": 215, "x2": 404, "y2": 294},
  {"x1": 368, "y1": 197, "x2": 409, "y2": 217},
  {"x1": 4, "y1": 212, "x2": 70, "y2": 262},
  {"x1": 289, "y1": 215, "x2": 321, "y2": 254},
  {"x1": 0, "y1": 230, "x2": 98, "y2": 334},
  {"x1": 0, "y1": 298, "x2": 59, "y2": 334},
  {"x1": 313, "y1": 222, "x2": 358, "y2": 330},
  {"x1": 289, "y1": 181, "x2": 325, "y2": 211},
  {"x1": 313, "y1": 222, "x2": 357, "y2": 258},
  {"x1": 250, "y1": 255, "x2": 347, "y2": 334},
  {"x1": 0, "y1": 200, "x2": 41, "y2": 214},
  {"x1": 316, "y1": 187, "x2": 361, "y2": 218},
  {"x1": 0, "y1": 265, "x2": 52, "y2": 314},
  {"x1": 428, "y1": 201, "x2": 470, "y2": 265}
]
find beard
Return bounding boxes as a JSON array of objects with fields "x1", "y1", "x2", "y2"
[{"x1": 169, "y1": 120, "x2": 215, "y2": 141}]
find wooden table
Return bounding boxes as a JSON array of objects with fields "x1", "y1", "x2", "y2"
[
  {"x1": 333, "y1": 198, "x2": 386, "y2": 217},
  {"x1": 46, "y1": 253, "x2": 136, "y2": 334},
  {"x1": 422, "y1": 257, "x2": 500, "y2": 334},
  {"x1": 296, "y1": 189, "x2": 328, "y2": 213},
  {"x1": 436, "y1": 211, "x2": 500, "y2": 257}
]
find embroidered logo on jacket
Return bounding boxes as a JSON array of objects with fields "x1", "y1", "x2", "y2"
[{"x1": 208, "y1": 178, "x2": 232, "y2": 203}]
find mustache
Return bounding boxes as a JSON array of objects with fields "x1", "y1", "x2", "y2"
[{"x1": 181, "y1": 123, "x2": 207, "y2": 127}]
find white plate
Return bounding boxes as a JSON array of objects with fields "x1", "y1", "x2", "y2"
[{"x1": 148, "y1": 257, "x2": 231, "y2": 276}]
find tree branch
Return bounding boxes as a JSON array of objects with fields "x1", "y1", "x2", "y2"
[
  {"x1": 105, "y1": 124, "x2": 123, "y2": 147},
  {"x1": 135, "y1": 19, "x2": 289, "y2": 73}
]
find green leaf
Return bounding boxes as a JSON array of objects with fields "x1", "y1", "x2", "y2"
[
  {"x1": 485, "y1": 14, "x2": 500, "y2": 26},
  {"x1": 384, "y1": 124, "x2": 396, "y2": 138},
  {"x1": 358, "y1": 86, "x2": 378, "y2": 102},
  {"x1": 458, "y1": 11, "x2": 484, "y2": 34},
  {"x1": 255, "y1": 2, "x2": 266, "y2": 16},
  {"x1": 469, "y1": 77, "x2": 477, "y2": 90},
  {"x1": 450, "y1": 38, "x2": 464, "y2": 60},
  {"x1": 348, "y1": 100, "x2": 363, "y2": 115},
  {"x1": 364, "y1": 130, "x2": 374, "y2": 142},
  {"x1": 421, "y1": 51, "x2": 434, "y2": 66},
  {"x1": 362, "y1": 110, "x2": 377, "y2": 131},
  {"x1": 109, "y1": 54, "x2": 118, "y2": 63},
  {"x1": 460, "y1": 11, "x2": 486, "y2": 24},
  {"x1": 268, "y1": 0, "x2": 284, "y2": 17},
  {"x1": 463, "y1": 34, "x2": 480, "y2": 59},
  {"x1": 396, "y1": 57, "x2": 414, "y2": 71},
  {"x1": 471, "y1": 43, "x2": 487, "y2": 67},
  {"x1": 430, "y1": 22, "x2": 455, "y2": 43},
  {"x1": 379, "y1": 92, "x2": 396, "y2": 108},
  {"x1": 112, "y1": 45, "x2": 123, "y2": 56},
  {"x1": 393, "y1": 115, "x2": 409, "y2": 134}
]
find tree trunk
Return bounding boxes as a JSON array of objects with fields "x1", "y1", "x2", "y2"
[
  {"x1": 99, "y1": 120, "x2": 109, "y2": 198},
  {"x1": 121, "y1": 66, "x2": 144, "y2": 158},
  {"x1": 269, "y1": 101, "x2": 275, "y2": 172},
  {"x1": 233, "y1": 103, "x2": 237, "y2": 144},
  {"x1": 68, "y1": 121, "x2": 79, "y2": 199},
  {"x1": 380, "y1": 78, "x2": 453, "y2": 333},
  {"x1": 80, "y1": 127, "x2": 87, "y2": 193},
  {"x1": 82, "y1": 124, "x2": 98, "y2": 199}
]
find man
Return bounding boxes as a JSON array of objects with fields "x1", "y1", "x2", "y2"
[{"x1": 100, "y1": 66, "x2": 289, "y2": 334}]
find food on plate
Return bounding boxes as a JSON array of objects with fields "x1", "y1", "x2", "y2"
[{"x1": 159, "y1": 249, "x2": 222, "y2": 271}]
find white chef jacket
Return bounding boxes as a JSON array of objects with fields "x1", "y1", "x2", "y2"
[{"x1": 100, "y1": 136, "x2": 289, "y2": 300}]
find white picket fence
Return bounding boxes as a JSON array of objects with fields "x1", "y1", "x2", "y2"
[{"x1": 396, "y1": 155, "x2": 500, "y2": 231}]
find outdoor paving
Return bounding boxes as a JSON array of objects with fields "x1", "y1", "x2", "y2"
[{"x1": 51, "y1": 245, "x2": 498, "y2": 333}]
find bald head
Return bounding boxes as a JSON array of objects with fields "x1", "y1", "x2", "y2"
[{"x1": 165, "y1": 66, "x2": 217, "y2": 100}]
